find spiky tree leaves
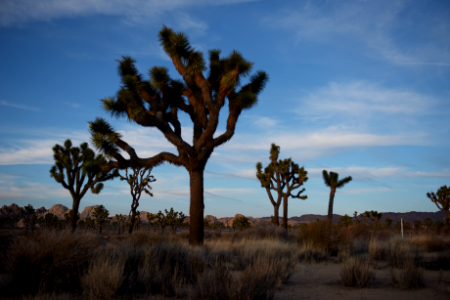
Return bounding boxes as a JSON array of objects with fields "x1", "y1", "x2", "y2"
[
  {"x1": 89, "y1": 26, "x2": 268, "y2": 245},
  {"x1": 322, "y1": 170, "x2": 352, "y2": 223},
  {"x1": 50, "y1": 139, "x2": 119, "y2": 232},
  {"x1": 256, "y1": 143, "x2": 308, "y2": 230},
  {"x1": 427, "y1": 185, "x2": 450, "y2": 225},
  {"x1": 120, "y1": 167, "x2": 155, "y2": 233},
  {"x1": 92, "y1": 204, "x2": 111, "y2": 234}
]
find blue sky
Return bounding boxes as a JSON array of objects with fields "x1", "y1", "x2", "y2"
[{"x1": 0, "y1": 0, "x2": 449, "y2": 218}]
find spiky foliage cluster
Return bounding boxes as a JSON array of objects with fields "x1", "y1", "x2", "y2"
[
  {"x1": 115, "y1": 214, "x2": 127, "y2": 234},
  {"x1": 322, "y1": 170, "x2": 352, "y2": 222},
  {"x1": 49, "y1": 139, "x2": 119, "y2": 232},
  {"x1": 256, "y1": 143, "x2": 308, "y2": 229},
  {"x1": 92, "y1": 205, "x2": 111, "y2": 234},
  {"x1": 338, "y1": 214, "x2": 353, "y2": 227},
  {"x1": 120, "y1": 167, "x2": 155, "y2": 233},
  {"x1": 232, "y1": 216, "x2": 251, "y2": 231},
  {"x1": 156, "y1": 207, "x2": 186, "y2": 234},
  {"x1": 362, "y1": 210, "x2": 383, "y2": 229},
  {"x1": 427, "y1": 185, "x2": 450, "y2": 225},
  {"x1": 19, "y1": 204, "x2": 37, "y2": 232},
  {"x1": 88, "y1": 26, "x2": 268, "y2": 245}
]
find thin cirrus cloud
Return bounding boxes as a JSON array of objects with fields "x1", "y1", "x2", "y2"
[
  {"x1": 0, "y1": 100, "x2": 40, "y2": 111},
  {"x1": 264, "y1": 0, "x2": 450, "y2": 66},
  {"x1": 0, "y1": 0, "x2": 259, "y2": 27}
]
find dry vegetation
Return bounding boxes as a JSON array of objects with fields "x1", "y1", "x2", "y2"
[{"x1": 1, "y1": 222, "x2": 450, "y2": 300}]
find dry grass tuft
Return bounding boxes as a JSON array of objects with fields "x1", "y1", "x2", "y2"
[
  {"x1": 81, "y1": 257, "x2": 124, "y2": 300},
  {"x1": 340, "y1": 256, "x2": 374, "y2": 288},
  {"x1": 369, "y1": 238, "x2": 389, "y2": 260},
  {"x1": 388, "y1": 237, "x2": 423, "y2": 268},
  {"x1": 390, "y1": 258, "x2": 425, "y2": 289},
  {"x1": 297, "y1": 242, "x2": 328, "y2": 263}
]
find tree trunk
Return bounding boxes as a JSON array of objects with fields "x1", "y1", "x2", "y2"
[
  {"x1": 445, "y1": 211, "x2": 450, "y2": 226},
  {"x1": 70, "y1": 197, "x2": 81, "y2": 233},
  {"x1": 129, "y1": 210, "x2": 137, "y2": 234},
  {"x1": 189, "y1": 169, "x2": 204, "y2": 245},
  {"x1": 327, "y1": 188, "x2": 336, "y2": 223},
  {"x1": 273, "y1": 205, "x2": 280, "y2": 226},
  {"x1": 283, "y1": 195, "x2": 288, "y2": 230}
]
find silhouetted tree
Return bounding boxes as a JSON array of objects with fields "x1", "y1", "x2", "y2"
[
  {"x1": 146, "y1": 212, "x2": 158, "y2": 231},
  {"x1": 256, "y1": 144, "x2": 308, "y2": 230},
  {"x1": 92, "y1": 205, "x2": 110, "y2": 234},
  {"x1": 338, "y1": 214, "x2": 353, "y2": 227},
  {"x1": 384, "y1": 218, "x2": 393, "y2": 229},
  {"x1": 50, "y1": 139, "x2": 119, "y2": 232},
  {"x1": 423, "y1": 217, "x2": 433, "y2": 231},
  {"x1": 120, "y1": 167, "x2": 155, "y2": 234},
  {"x1": 427, "y1": 185, "x2": 450, "y2": 225},
  {"x1": 89, "y1": 26, "x2": 268, "y2": 245},
  {"x1": 115, "y1": 214, "x2": 127, "y2": 234},
  {"x1": 232, "y1": 216, "x2": 251, "y2": 231},
  {"x1": 19, "y1": 204, "x2": 37, "y2": 232},
  {"x1": 322, "y1": 170, "x2": 352, "y2": 223}
]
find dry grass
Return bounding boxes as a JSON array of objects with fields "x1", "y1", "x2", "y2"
[
  {"x1": 340, "y1": 256, "x2": 374, "y2": 288},
  {"x1": 390, "y1": 258, "x2": 425, "y2": 289},
  {"x1": 369, "y1": 238, "x2": 390, "y2": 260},
  {"x1": 81, "y1": 257, "x2": 124, "y2": 300},
  {"x1": 388, "y1": 236, "x2": 423, "y2": 268},
  {"x1": 297, "y1": 242, "x2": 328, "y2": 263}
]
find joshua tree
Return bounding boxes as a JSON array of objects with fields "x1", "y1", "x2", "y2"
[
  {"x1": 256, "y1": 144, "x2": 308, "y2": 230},
  {"x1": 322, "y1": 170, "x2": 352, "y2": 223},
  {"x1": 158, "y1": 207, "x2": 186, "y2": 235},
  {"x1": 50, "y1": 139, "x2": 119, "y2": 232},
  {"x1": 146, "y1": 212, "x2": 158, "y2": 231},
  {"x1": 115, "y1": 214, "x2": 127, "y2": 234},
  {"x1": 89, "y1": 26, "x2": 268, "y2": 245},
  {"x1": 427, "y1": 185, "x2": 450, "y2": 225},
  {"x1": 232, "y1": 216, "x2": 251, "y2": 231},
  {"x1": 213, "y1": 221, "x2": 225, "y2": 236},
  {"x1": 19, "y1": 204, "x2": 37, "y2": 232},
  {"x1": 384, "y1": 218, "x2": 393, "y2": 229},
  {"x1": 37, "y1": 213, "x2": 59, "y2": 230},
  {"x1": 362, "y1": 210, "x2": 382, "y2": 229},
  {"x1": 338, "y1": 214, "x2": 353, "y2": 227},
  {"x1": 92, "y1": 205, "x2": 111, "y2": 234},
  {"x1": 120, "y1": 167, "x2": 155, "y2": 234},
  {"x1": 423, "y1": 217, "x2": 433, "y2": 231}
]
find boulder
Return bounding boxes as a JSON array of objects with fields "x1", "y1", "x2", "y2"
[
  {"x1": 35, "y1": 207, "x2": 48, "y2": 217},
  {"x1": 235, "y1": 214, "x2": 245, "y2": 219},
  {"x1": 0, "y1": 203, "x2": 22, "y2": 218},
  {"x1": 48, "y1": 204, "x2": 70, "y2": 219},
  {"x1": 204, "y1": 215, "x2": 217, "y2": 225},
  {"x1": 80, "y1": 205, "x2": 100, "y2": 219}
]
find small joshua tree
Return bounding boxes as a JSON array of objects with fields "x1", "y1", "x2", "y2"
[
  {"x1": 146, "y1": 212, "x2": 158, "y2": 231},
  {"x1": 427, "y1": 185, "x2": 450, "y2": 225},
  {"x1": 19, "y1": 204, "x2": 37, "y2": 232},
  {"x1": 115, "y1": 214, "x2": 127, "y2": 234},
  {"x1": 120, "y1": 167, "x2": 155, "y2": 234},
  {"x1": 256, "y1": 143, "x2": 308, "y2": 230},
  {"x1": 213, "y1": 221, "x2": 225, "y2": 236},
  {"x1": 338, "y1": 214, "x2": 353, "y2": 227},
  {"x1": 322, "y1": 170, "x2": 352, "y2": 223},
  {"x1": 384, "y1": 218, "x2": 393, "y2": 229},
  {"x1": 362, "y1": 210, "x2": 383, "y2": 229},
  {"x1": 92, "y1": 205, "x2": 111, "y2": 234},
  {"x1": 84, "y1": 217, "x2": 96, "y2": 232},
  {"x1": 38, "y1": 213, "x2": 59, "y2": 230},
  {"x1": 159, "y1": 207, "x2": 186, "y2": 234},
  {"x1": 50, "y1": 139, "x2": 119, "y2": 232},
  {"x1": 232, "y1": 216, "x2": 251, "y2": 231}
]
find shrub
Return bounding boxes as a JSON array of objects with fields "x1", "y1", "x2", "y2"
[
  {"x1": 81, "y1": 257, "x2": 124, "y2": 300},
  {"x1": 369, "y1": 238, "x2": 389, "y2": 260},
  {"x1": 297, "y1": 242, "x2": 328, "y2": 263},
  {"x1": 390, "y1": 258, "x2": 424, "y2": 289},
  {"x1": 4, "y1": 230, "x2": 99, "y2": 296},
  {"x1": 298, "y1": 220, "x2": 342, "y2": 255},
  {"x1": 340, "y1": 256, "x2": 374, "y2": 288},
  {"x1": 389, "y1": 237, "x2": 423, "y2": 268}
]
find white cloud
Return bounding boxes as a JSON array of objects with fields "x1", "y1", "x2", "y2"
[
  {"x1": 264, "y1": 1, "x2": 450, "y2": 66},
  {"x1": 0, "y1": 0, "x2": 259, "y2": 27},
  {"x1": 0, "y1": 100, "x2": 40, "y2": 111}
]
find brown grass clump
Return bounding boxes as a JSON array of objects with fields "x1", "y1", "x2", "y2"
[
  {"x1": 4, "y1": 230, "x2": 99, "y2": 296},
  {"x1": 409, "y1": 233, "x2": 447, "y2": 252},
  {"x1": 340, "y1": 256, "x2": 374, "y2": 288},
  {"x1": 297, "y1": 242, "x2": 328, "y2": 263},
  {"x1": 388, "y1": 237, "x2": 423, "y2": 268},
  {"x1": 81, "y1": 257, "x2": 124, "y2": 300},
  {"x1": 195, "y1": 257, "x2": 281, "y2": 300},
  {"x1": 369, "y1": 238, "x2": 389, "y2": 260},
  {"x1": 390, "y1": 258, "x2": 425, "y2": 289},
  {"x1": 298, "y1": 220, "x2": 343, "y2": 255}
]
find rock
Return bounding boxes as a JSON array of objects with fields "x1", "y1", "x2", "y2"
[
  {"x1": 204, "y1": 215, "x2": 217, "y2": 225},
  {"x1": 35, "y1": 207, "x2": 48, "y2": 217},
  {"x1": 80, "y1": 205, "x2": 100, "y2": 219},
  {"x1": 0, "y1": 203, "x2": 22, "y2": 218},
  {"x1": 48, "y1": 204, "x2": 70, "y2": 219},
  {"x1": 16, "y1": 219, "x2": 26, "y2": 228},
  {"x1": 235, "y1": 214, "x2": 245, "y2": 219}
]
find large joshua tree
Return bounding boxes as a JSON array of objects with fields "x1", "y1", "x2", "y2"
[
  {"x1": 50, "y1": 139, "x2": 119, "y2": 232},
  {"x1": 427, "y1": 185, "x2": 450, "y2": 225},
  {"x1": 89, "y1": 26, "x2": 268, "y2": 245},
  {"x1": 256, "y1": 144, "x2": 308, "y2": 230},
  {"x1": 322, "y1": 170, "x2": 352, "y2": 222},
  {"x1": 120, "y1": 167, "x2": 155, "y2": 233}
]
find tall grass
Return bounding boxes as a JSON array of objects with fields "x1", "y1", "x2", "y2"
[{"x1": 340, "y1": 256, "x2": 374, "y2": 288}]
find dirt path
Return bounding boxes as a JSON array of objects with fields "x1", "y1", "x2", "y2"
[{"x1": 275, "y1": 263, "x2": 450, "y2": 300}]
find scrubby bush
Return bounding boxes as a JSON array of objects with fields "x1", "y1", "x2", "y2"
[
  {"x1": 340, "y1": 256, "x2": 374, "y2": 288},
  {"x1": 390, "y1": 258, "x2": 424, "y2": 289}
]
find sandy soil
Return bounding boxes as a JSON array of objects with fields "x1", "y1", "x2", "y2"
[{"x1": 275, "y1": 262, "x2": 450, "y2": 300}]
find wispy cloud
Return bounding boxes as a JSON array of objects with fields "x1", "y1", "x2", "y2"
[
  {"x1": 0, "y1": 0, "x2": 259, "y2": 27},
  {"x1": 0, "y1": 100, "x2": 40, "y2": 111},
  {"x1": 264, "y1": 1, "x2": 450, "y2": 66}
]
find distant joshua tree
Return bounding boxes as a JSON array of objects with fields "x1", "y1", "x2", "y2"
[
  {"x1": 322, "y1": 170, "x2": 352, "y2": 223},
  {"x1": 89, "y1": 26, "x2": 269, "y2": 245},
  {"x1": 232, "y1": 216, "x2": 251, "y2": 231},
  {"x1": 50, "y1": 139, "x2": 119, "y2": 232},
  {"x1": 19, "y1": 204, "x2": 37, "y2": 232},
  {"x1": 92, "y1": 205, "x2": 111, "y2": 233},
  {"x1": 427, "y1": 185, "x2": 450, "y2": 225},
  {"x1": 120, "y1": 167, "x2": 155, "y2": 234},
  {"x1": 256, "y1": 143, "x2": 308, "y2": 230}
]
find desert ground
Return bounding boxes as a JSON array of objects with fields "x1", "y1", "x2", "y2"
[{"x1": 0, "y1": 223, "x2": 449, "y2": 300}]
